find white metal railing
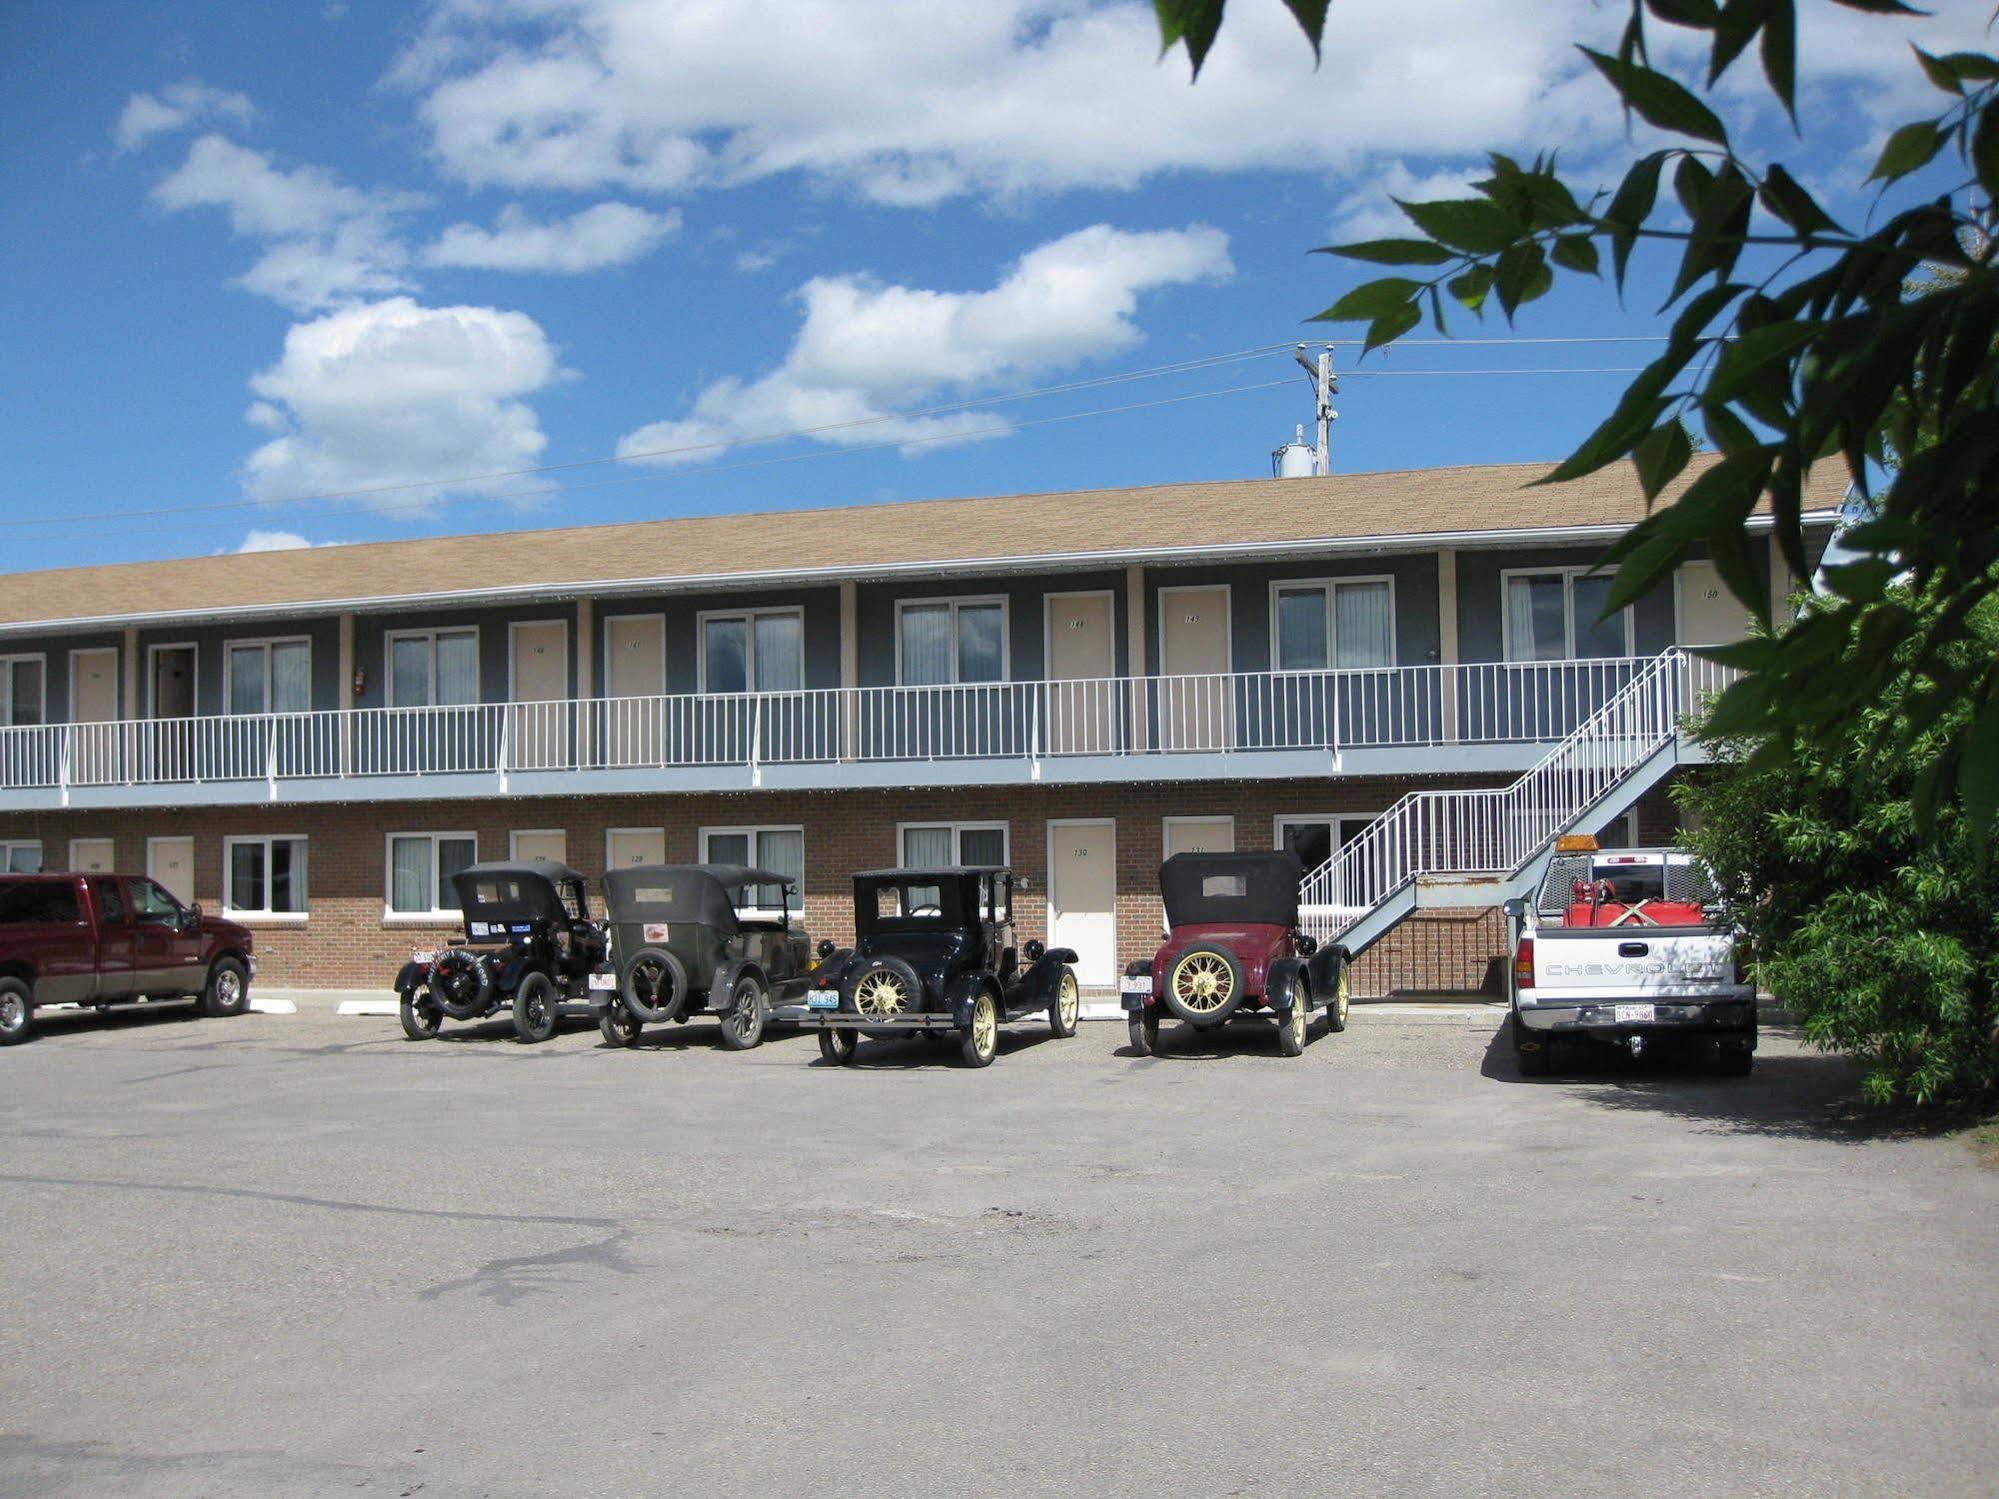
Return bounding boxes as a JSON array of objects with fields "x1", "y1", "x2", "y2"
[
  {"x1": 1300, "y1": 649, "x2": 1732, "y2": 942},
  {"x1": 0, "y1": 655, "x2": 1712, "y2": 798}
]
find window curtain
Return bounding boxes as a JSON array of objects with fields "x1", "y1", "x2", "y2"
[
  {"x1": 1570, "y1": 575, "x2": 1626, "y2": 657},
  {"x1": 390, "y1": 836, "x2": 429, "y2": 912},
  {"x1": 1334, "y1": 582, "x2": 1393, "y2": 669},
  {"x1": 7, "y1": 659, "x2": 42, "y2": 726},
  {"x1": 955, "y1": 604, "x2": 1004, "y2": 683},
  {"x1": 271, "y1": 838, "x2": 305, "y2": 913},
  {"x1": 754, "y1": 614, "x2": 803, "y2": 691},
  {"x1": 228, "y1": 647, "x2": 266, "y2": 715},
  {"x1": 899, "y1": 605, "x2": 952, "y2": 685},
  {"x1": 902, "y1": 826, "x2": 954, "y2": 866},
  {"x1": 436, "y1": 634, "x2": 479, "y2": 705},
  {"x1": 1507, "y1": 575, "x2": 1566, "y2": 661},
  {"x1": 436, "y1": 836, "x2": 475, "y2": 910},
  {"x1": 1275, "y1": 587, "x2": 1329, "y2": 671},
  {"x1": 230, "y1": 842, "x2": 264, "y2": 911},
  {"x1": 704, "y1": 618, "x2": 748, "y2": 693},
  {"x1": 390, "y1": 639, "x2": 430, "y2": 707},
  {"x1": 753, "y1": 829, "x2": 804, "y2": 913},
  {"x1": 272, "y1": 642, "x2": 311, "y2": 713},
  {"x1": 958, "y1": 827, "x2": 1005, "y2": 867}
]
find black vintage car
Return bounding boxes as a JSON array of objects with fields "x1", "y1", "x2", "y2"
[
  {"x1": 392, "y1": 859, "x2": 606, "y2": 1043},
  {"x1": 797, "y1": 867, "x2": 1079, "y2": 1068},
  {"x1": 590, "y1": 864, "x2": 815, "y2": 1050}
]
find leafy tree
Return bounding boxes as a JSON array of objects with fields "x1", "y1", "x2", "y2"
[
  {"x1": 1157, "y1": 1, "x2": 1999, "y2": 831},
  {"x1": 1677, "y1": 588, "x2": 1999, "y2": 1106}
]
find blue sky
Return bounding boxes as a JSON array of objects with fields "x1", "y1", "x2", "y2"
[{"x1": 0, "y1": 1, "x2": 1984, "y2": 572}]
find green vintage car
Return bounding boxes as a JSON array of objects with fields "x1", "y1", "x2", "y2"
[{"x1": 590, "y1": 863, "x2": 817, "y2": 1050}]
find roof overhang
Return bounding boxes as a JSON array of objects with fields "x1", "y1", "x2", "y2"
[{"x1": 0, "y1": 510, "x2": 1842, "y2": 638}]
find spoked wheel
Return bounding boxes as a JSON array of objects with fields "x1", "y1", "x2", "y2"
[
  {"x1": 399, "y1": 985, "x2": 445, "y2": 1041},
  {"x1": 1162, "y1": 945, "x2": 1244, "y2": 1025},
  {"x1": 1127, "y1": 1007, "x2": 1160, "y2": 1057},
  {"x1": 960, "y1": 990, "x2": 999, "y2": 1068},
  {"x1": 818, "y1": 1027, "x2": 859, "y2": 1066},
  {"x1": 599, "y1": 999, "x2": 643, "y2": 1048},
  {"x1": 1049, "y1": 967, "x2": 1080, "y2": 1038},
  {"x1": 1326, "y1": 966, "x2": 1350, "y2": 1033},
  {"x1": 719, "y1": 973, "x2": 768, "y2": 1051},
  {"x1": 1277, "y1": 992, "x2": 1308, "y2": 1057},
  {"x1": 512, "y1": 972, "x2": 559, "y2": 1043}
]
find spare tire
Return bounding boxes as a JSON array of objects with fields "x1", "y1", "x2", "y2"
[
  {"x1": 431, "y1": 949, "x2": 492, "y2": 1021},
  {"x1": 1161, "y1": 943, "x2": 1246, "y2": 1027},
  {"x1": 621, "y1": 946, "x2": 690, "y2": 1024},
  {"x1": 844, "y1": 955, "x2": 925, "y2": 1019}
]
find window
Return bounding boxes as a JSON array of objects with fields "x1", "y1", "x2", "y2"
[
  {"x1": 1503, "y1": 569, "x2": 1631, "y2": 661},
  {"x1": 0, "y1": 840, "x2": 41, "y2": 873},
  {"x1": 226, "y1": 638, "x2": 311, "y2": 715},
  {"x1": 0, "y1": 881, "x2": 79, "y2": 924},
  {"x1": 1272, "y1": 579, "x2": 1395, "y2": 670},
  {"x1": 129, "y1": 878, "x2": 183, "y2": 923},
  {"x1": 900, "y1": 822, "x2": 1007, "y2": 868},
  {"x1": 699, "y1": 825, "x2": 802, "y2": 914},
  {"x1": 387, "y1": 629, "x2": 479, "y2": 707},
  {"x1": 224, "y1": 836, "x2": 308, "y2": 917},
  {"x1": 700, "y1": 608, "x2": 804, "y2": 693},
  {"x1": 386, "y1": 833, "x2": 477, "y2": 917},
  {"x1": 897, "y1": 597, "x2": 1006, "y2": 685},
  {"x1": 0, "y1": 655, "x2": 45, "y2": 727},
  {"x1": 94, "y1": 878, "x2": 126, "y2": 924},
  {"x1": 1275, "y1": 814, "x2": 1378, "y2": 872}
]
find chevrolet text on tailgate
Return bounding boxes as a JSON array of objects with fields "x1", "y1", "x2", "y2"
[{"x1": 1504, "y1": 838, "x2": 1753, "y2": 1077}]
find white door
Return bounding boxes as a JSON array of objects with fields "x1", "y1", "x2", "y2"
[
  {"x1": 1163, "y1": 816, "x2": 1233, "y2": 860},
  {"x1": 510, "y1": 620, "x2": 569, "y2": 769},
  {"x1": 511, "y1": 830, "x2": 567, "y2": 864},
  {"x1": 1045, "y1": 593, "x2": 1115, "y2": 754},
  {"x1": 1676, "y1": 561, "x2": 1755, "y2": 647},
  {"x1": 607, "y1": 828, "x2": 666, "y2": 869},
  {"x1": 604, "y1": 615, "x2": 666, "y2": 765},
  {"x1": 70, "y1": 837, "x2": 116, "y2": 874},
  {"x1": 69, "y1": 647, "x2": 119, "y2": 782},
  {"x1": 1048, "y1": 820, "x2": 1116, "y2": 987},
  {"x1": 1160, "y1": 586, "x2": 1231, "y2": 749},
  {"x1": 147, "y1": 836, "x2": 195, "y2": 905}
]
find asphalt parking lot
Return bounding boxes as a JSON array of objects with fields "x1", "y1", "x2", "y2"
[{"x1": 3, "y1": 1003, "x2": 1995, "y2": 1498}]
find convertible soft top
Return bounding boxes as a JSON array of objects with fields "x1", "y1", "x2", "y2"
[
  {"x1": 451, "y1": 859, "x2": 587, "y2": 923},
  {"x1": 1159, "y1": 851, "x2": 1302, "y2": 929},
  {"x1": 603, "y1": 864, "x2": 791, "y2": 932}
]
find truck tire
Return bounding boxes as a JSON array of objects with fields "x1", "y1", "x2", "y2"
[
  {"x1": 512, "y1": 972, "x2": 560, "y2": 1043},
  {"x1": 1714, "y1": 1041, "x2": 1754, "y2": 1077},
  {"x1": 1048, "y1": 965, "x2": 1080, "y2": 1037},
  {"x1": 399, "y1": 985, "x2": 444, "y2": 1040},
  {"x1": 200, "y1": 958, "x2": 250, "y2": 1018},
  {"x1": 1513, "y1": 1012, "x2": 1550, "y2": 1077},
  {"x1": 1161, "y1": 943, "x2": 1246, "y2": 1026},
  {"x1": 959, "y1": 988, "x2": 999, "y2": 1068},
  {"x1": 718, "y1": 972, "x2": 768, "y2": 1051},
  {"x1": 620, "y1": 946, "x2": 689, "y2": 1024},
  {"x1": 0, "y1": 977, "x2": 34, "y2": 1046},
  {"x1": 598, "y1": 998, "x2": 643, "y2": 1047}
]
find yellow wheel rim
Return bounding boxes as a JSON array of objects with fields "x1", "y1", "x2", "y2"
[
  {"x1": 1337, "y1": 969, "x2": 1350, "y2": 1024},
  {"x1": 1291, "y1": 995, "x2": 1306, "y2": 1045},
  {"x1": 972, "y1": 994, "x2": 997, "y2": 1055},
  {"x1": 1170, "y1": 951, "x2": 1235, "y2": 1014},
  {"x1": 1058, "y1": 971, "x2": 1079, "y2": 1027},
  {"x1": 854, "y1": 970, "x2": 911, "y2": 1017}
]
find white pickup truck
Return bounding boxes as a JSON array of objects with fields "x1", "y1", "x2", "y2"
[{"x1": 1503, "y1": 844, "x2": 1755, "y2": 1076}]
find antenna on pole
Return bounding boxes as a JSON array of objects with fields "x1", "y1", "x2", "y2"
[{"x1": 1294, "y1": 343, "x2": 1337, "y2": 476}]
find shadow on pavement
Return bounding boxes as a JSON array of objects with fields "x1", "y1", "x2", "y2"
[
  {"x1": 16, "y1": 1001, "x2": 207, "y2": 1042},
  {"x1": 1476, "y1": 1023, "x2": 1968, "y2": 1146}
]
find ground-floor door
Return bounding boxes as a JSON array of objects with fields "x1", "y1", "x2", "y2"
[
  {"x1": 1047, "y1": 819, "x2": 1116, "y2": 987},
  {"x1": 146, "y1": 835, "x2": 194, "y2": 905}
]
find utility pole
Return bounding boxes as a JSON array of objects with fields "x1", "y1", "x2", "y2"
[{"x1": 1294, "y1": 344, "x2": 1337, "y2": 475}]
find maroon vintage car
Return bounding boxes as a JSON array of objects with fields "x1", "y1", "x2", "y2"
[{"x1": 1119, "y1": 850, "x2": 1349, "y2": 1057}]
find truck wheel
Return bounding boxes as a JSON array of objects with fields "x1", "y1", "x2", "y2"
[
  {"x1": 1277, "y1": 993, "x2": 1308, "y2": 1056},
  {"x1": 201, "y1": 958, "x2": 250, "y2": 1018},
  {"x1": 719, "y1": 973, "x2": 768, "y2": 1050},
  {"x1": 960, "y1": 990, "x2": 999, "y2": 1068},
  {"x1": 1161, "y1": 944, "x2": 1246, "y2": 1025},
  {"x1": 399, "y1": 986, "x2": 444, "y2": 1041},
  {"x1": 818, "y1": 1027, "x2": 859, "y2": 1066},
  {"x1": 1048, "y1": 966, "x2": 1080, "y2": 1038},
  {"x1": 1127, "y1": 1008, "x2": 1159, "y2": 1056},
  {"x1": 1513, "y1": 1013, "x2": 1550, "y2": 1077},
  {"x1": 0, "y1": 977, "x2": 34, "y2": 1046},
  {"x1": 512, "y1": 972, "x2": 559, "y2": 1043},
  {"x1": 1714, "y1": 1042, "x2": 1754, "y2": 1077},
  {"x1": 599, "y1": 998, "x2": 642, "y2": 1048},
  {"x1": 1325, "y1": 966, "x2": 1351, "y2": 1033}
]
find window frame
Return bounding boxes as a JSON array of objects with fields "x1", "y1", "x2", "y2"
[
  {"x1": 1267, "y1": 575, "x2": 1399, "y2": 672},
  {"x1": 382, "y1": 831, "x2": 478, "y2": 923},
  {"x1": 695, "y1": 605, "x2": 807, "y2": 695},
  {"x1": 222, "y1": 635, "x2": 314, "y2": 717},
  {"x1": 0, "y1": 652, "x2": 46, "y2": 729},
  {"x1": 383, "y1": 626, "x2": 482, "y2": 708},
  {"x1": 897, "y1": 820, "x2": 1010, "y2": 868},
  {"x1": 144, "y1": 642, "x2": 199, "y2": 720},
  {"x1": 1272, "y1": 812, "x2": 1381, "y2": 870},
  {"x1": 0, "y1": 839, "x2": 43, "y2": 874},
  {"x1": 222, "y1": 834, "x2": 310, "y2": 922},
  {"x1": 1499, "y1": 566, "x2": 1635, "y2": 662},
  {"x1": 698, "y1": 823, "x2": 805, "y2": 919},
  {"x1": 893, "y1": 594, "x2": 1010, "y2": 687}
]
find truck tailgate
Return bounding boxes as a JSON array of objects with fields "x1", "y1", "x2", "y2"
[{"x1": 1529, "y1": 928, "x2": 1736, "y2": 1000}]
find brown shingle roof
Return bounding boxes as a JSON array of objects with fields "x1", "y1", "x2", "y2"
[{"x1": 0, "y1": 455, "x2": 1848, "y2": 632}]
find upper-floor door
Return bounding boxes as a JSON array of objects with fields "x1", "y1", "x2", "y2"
[
  {"x1": 69, "y1": 648, "x2": 119, "y2": 783},
  {"x1": 1675, "y1": 560, "x2": 1756, "y2": 646},
  {"x1": 1159, "y1": 585, "x2": 1231, "y2": 750},
  {"x1": 1044, "y1": 592, "x2": 1115, "y2": 755},
  {"x1": 509, "y1": 620, "x2": 569, "y2": 770},
  {"x1": 603, "y1": 614, "x2": 667, "y2": 768}
]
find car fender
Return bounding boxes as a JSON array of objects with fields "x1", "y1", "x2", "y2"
[
  {"x1": 393, "y1": 959, "x2": 426, "y2": 994},
  {"x1": 1021, "y1": 948, "x2": 1078, "y2": 1001},
  {"x1": 1266, "y1": 956, "x2": 1308, "y2": 1012},
  {"x1": 945, "y1": 971, "x2": 998, "y2": 1028},
  {"x1": 709, "y1": 959, "x2": 767, "y2": 1015},
  {"x1": 1305, "y1": 943, "x2": 1349, "y2": 1000}
]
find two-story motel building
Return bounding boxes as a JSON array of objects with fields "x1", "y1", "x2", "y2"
[{"x1": 0, "y1": 458, "x2": 1843, "y2": 995}]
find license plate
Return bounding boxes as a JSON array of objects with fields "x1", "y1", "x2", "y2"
[
  {"x1": 1615, "y1": 1003, "x2": 1656, "y2": 1023},
  {"x1": 805, "y1": 994, "x2": 840, "y2": 1010},
  {"x1": 1120, "y1": 977, "x2": 1152, "y2": 996},
  {"x1": 411, "y1": 950, "x2": 436, "y2": 965},
  {"x1": 587, "y1": 972, "x2": 618, "y2": 991}
]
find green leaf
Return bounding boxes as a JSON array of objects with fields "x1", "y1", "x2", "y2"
[
  {"x1": 1632, "y1": 420, "x2": 1694, "y2": 500},
  {"x1": 1310, "y1": 277, "x2": 1425, "y2": 322},
  {"x1": 1447, "y1": 263, "x2": 1494, "y2": 315},
  {"x1": 1550, "y1": 233, "x2": 1601, "y2": 275},
  {"x1": 1868, "y1": 120, "x2": 1946, "y2": 183},
  {"x1": 1393, "y1": 197, "x2": 1518, "y2": 255},
  {"x1": 1757, "y1": 163, "x2": 1844, "y2": 238},
  {"x1": 1581, "y1": 46, "x2": 1730, "y2": 145},
  {"x1": 1152, "y1": 0, "x2": 1224, "y2": 76},
  {"x1": 1912, "y1": 46, "x2": 1966, "y2": 95},
  {"x1": 1933, "y1": 51, "x2": 1999, "y2": 84},
  {"x1": 1667, "y1": 162, "x2": 1754, "y2": 303},
  {"x1": 1364, "y1": 300, "x2": 1422, "y2": 352},
  {"x1": 1604, "y1": 152, "x2": 1667, "y2": 287},
  {"x1": 1961, "y1": 674, "x2": 1999, "y2": 840},
  {"x1": 1759, "y1": 2, "x2": 1797, "y2": 118},
  {"x1": 1320, "y1": 238, "x2": 1457, "y2": 266},
  {"x1": 1706, "y1": 320, "x2": 1817, "y2": 404},
  {"x1": 1973, "y1": 102, "x2": 1999, "y2": 202},
  {"x1": 1493, "y1": 241, "x2": 1553, "y2": 320}
]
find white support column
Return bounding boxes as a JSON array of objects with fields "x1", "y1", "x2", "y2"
[
  {"x1": 1125, "y1": 563, "x2": 1147, "y2": 753},
  {"x1": 1436, "y1": 549, "x2": 1459, "y2": 742},
  {"x1": 576, "y1": 596, "x2": 595, "y2": 767},
  {"x1": 839, "y1": 581, "x2": 858, "y2": 760},
  {"x1": 1768, "y1": 533, "x2": 1791, "y2": 623}
]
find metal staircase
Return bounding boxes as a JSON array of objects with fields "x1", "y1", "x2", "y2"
[{"x1": 1299, "y1": 648, "x2": 1725, "y2": 957}]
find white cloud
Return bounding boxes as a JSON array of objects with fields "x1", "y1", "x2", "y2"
[
  {"x1": 617, "y1": 222, "x2": 1231, "y2": 465},
  {"x1": 1329, "y1": 162, "x2": 1486, "y2": 243},
  {"x1": 114, "y1": 80, "x2": 253, "y2": 152},
  {"x1": 152, "y1": 135, "x2": 421, "y2": 311},
  {"x1": 422, "y1": 201, "x2": 680, "y2": 272},
  {"x1": 243, "y1": 297, "x2": 562, "y2": 516},
  {"x1": 231, "y1": 529, "x2": 320, "y2": 552}
]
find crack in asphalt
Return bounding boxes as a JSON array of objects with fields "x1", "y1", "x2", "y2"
[{"x1": 0, "y1": 1173, "x2": 623, "y2": 1231}]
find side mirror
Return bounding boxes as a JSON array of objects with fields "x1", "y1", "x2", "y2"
[
  {"x1": 182, "y1": 905, "x2": 202, "y2": 931},
  {"x1": 1500, "y1": 898, "x2": 1526, "y2": 920},
  {"x1": 1024, "y1": 938, "x2": 1045, "y2": 962},
  {"x1": 817, "y1": 939, "x2": 836, "y2": 959}
]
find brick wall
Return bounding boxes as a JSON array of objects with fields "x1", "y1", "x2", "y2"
[{"x1": 0, "y1": 772, "x2": 1518, "y2": 994}]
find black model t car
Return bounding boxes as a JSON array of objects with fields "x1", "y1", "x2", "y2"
[
  {"x1": 798, "y1": 867, "x2": 1079, "y2": 1068},
  {"x1": 1120, "y1": 851, "x2": 1349, "y2": 1057},
  {"x1": 393, "y1": 859, "x2": 606, "y2": 1043},
  {"x1": 590, "y1": 863, "x2": 816, "y2": 1050}
]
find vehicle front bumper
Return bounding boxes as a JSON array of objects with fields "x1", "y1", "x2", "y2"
[{"x1": 1516, "y1": 997, "x2": 1756, "y2": 1037}]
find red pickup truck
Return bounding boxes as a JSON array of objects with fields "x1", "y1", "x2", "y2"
[{"x1": 0, "y1": 873, "x2": 255, "y2": 1045}]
